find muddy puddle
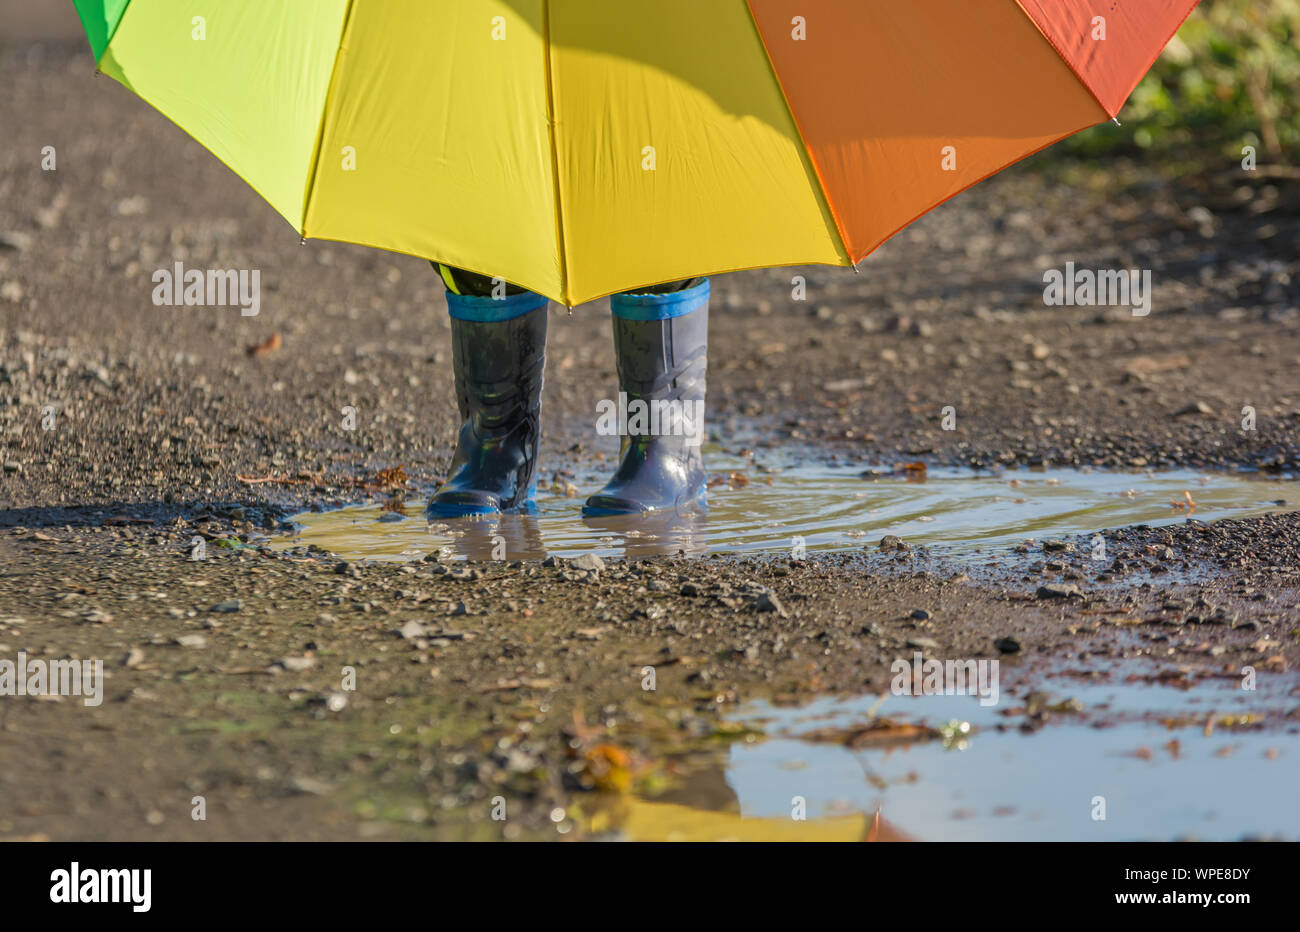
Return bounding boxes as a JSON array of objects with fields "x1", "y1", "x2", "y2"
[
  {"x1": 595, "y1": 665, "x2": 1300, "y2": 841},
  {"x1": 271, "y1": 456, "x2": 1296, "y2": 562}
]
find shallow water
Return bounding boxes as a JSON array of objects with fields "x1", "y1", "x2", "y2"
[
  {"x1": 272, "y1": 457, "x2": 1297, "y2": 562},
  {"x1": 264, "y1": 456, "x2": 1300, "y2": 842},
  {"x1": 606, "y1": 666, "x2": 1300, "y2": 841}
]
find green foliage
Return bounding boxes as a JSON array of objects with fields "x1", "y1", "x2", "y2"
[{"x1": 1060, "y1": 0, "x2": 1300, "y2": 165}]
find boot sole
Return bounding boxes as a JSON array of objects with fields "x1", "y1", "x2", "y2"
[
  {"x1": 581, "y1": 489, "x2": 707, "y2": 518},
  {"x1": 427, "y1": 486, "x2": 537, "y2": 519}
]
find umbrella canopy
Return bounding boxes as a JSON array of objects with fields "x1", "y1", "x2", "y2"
[{"x1": 75, "y1": 0, "x2": 1200, "y2": 306}]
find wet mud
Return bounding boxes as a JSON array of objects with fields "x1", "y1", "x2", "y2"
[{"x1": 1, "y1": 38, "x2": 1298, "y2": 840}]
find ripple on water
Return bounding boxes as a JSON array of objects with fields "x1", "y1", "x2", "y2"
[{"x1": 271, "y1": 462, "x2": 1297, "y2": 563}]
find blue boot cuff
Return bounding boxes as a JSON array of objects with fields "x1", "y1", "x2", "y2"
[
  {"x1": 446, "y1": 288, "x2": 549, "y2": 322},
  {"x1": 611, "y1": 278, "x2": 710, "y2": 321}
]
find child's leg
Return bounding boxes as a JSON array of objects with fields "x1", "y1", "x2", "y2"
[
  {"x1": 584, "y1": 278, "x2": 710, "y2": 516},
  {"x1": 427, "y1": 265, "x2": 548, "y2": 517},
  {"x1": 434, "y1": 263, "x2": 530, "y2": 298},
  {"x1": 634, "y1": 277, "x2": 706, "y2": 295}
]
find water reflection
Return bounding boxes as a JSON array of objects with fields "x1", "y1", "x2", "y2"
[
  {"x1": 581, "y1": 509, "x2": 708, "y2": 560},
  {"x1": 626, "y1": 670, "x2": 1300, "y2": 842},
  {"x1": 272, "y1": 464, "x2": 1298, "y2": 564},
  {"x1": 414, "y1": 509, "x2": 712, "y2": 562}
]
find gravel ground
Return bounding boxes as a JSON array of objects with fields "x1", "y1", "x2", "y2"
[{"x1": 1, "y1": 38, "x2": 1297, "y2": 840}]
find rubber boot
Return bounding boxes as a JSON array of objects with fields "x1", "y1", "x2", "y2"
[
  {"x1": 428, "y1": 288, "x2": 548, "y2": 517},
  {"x1": 583, "y1": 279, "x2": 709, "y2": 516}
]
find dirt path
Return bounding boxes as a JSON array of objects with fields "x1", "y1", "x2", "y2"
[{"x1": 1, "y1": 41, "x2": 1297, "y2": 840}]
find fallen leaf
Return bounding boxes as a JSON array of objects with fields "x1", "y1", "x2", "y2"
[
  {"x1": 582, "y1": 743, "x2": 634, "y2": 793},
  {"x1": 801, "y1": 718, "x2": 941, "y2": 749},
  {"x1": 246, "y1": 332, "x2": 282, "y2": 358},
  {"x1": 358, "y1": 466, "x2": 409, "y2": 490},
  {"x1": 1123, "y1": 353, "x2": 1191, "y2": 376}
]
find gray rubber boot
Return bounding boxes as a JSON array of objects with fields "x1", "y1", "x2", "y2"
[
  {"x1": 428, "y1": 288, "x2": 548, "y2": 517},
  {"x1": 583, "y1": 279, "x2": 709, "y2": 516}
]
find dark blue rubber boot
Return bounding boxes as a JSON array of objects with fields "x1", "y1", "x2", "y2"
[
  {"x1": 428, "y1": 288, "x2": 548, "y2": 518},
  {"x1": 583, "y1": 279, "x2": 709, "y2": 516}
]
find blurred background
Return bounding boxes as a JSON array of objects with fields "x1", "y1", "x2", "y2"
[{"x1": 1061, "y1": 0, "x2": 1299, "y2": 167}]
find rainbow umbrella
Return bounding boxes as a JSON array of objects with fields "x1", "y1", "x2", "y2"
[{"x1": 75, "y1": 0, "x2": 1200, "y2": 306}]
